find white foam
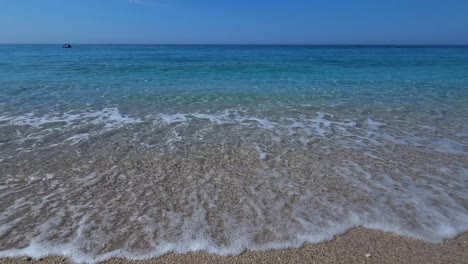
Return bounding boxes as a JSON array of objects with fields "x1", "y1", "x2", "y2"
[
  {"x1": 159, "y1": 113, "x2": 189, "y2": 124},
  {"x1": 159, "y1": 110, "x2": 278, "y2": 129},
  {"x1": 367, "y1": 118, "x2": 385, "y2": 130},
  {"x1": 0, "y1": 108, "x2": 142, "y2": 129},
  {"x1": 427, "y1": 138, "x2": 467, "y2": 156},
  {"x1": 0, "y1": 108, "x2": 143, "y2": 145},
  {"x1": 156, "y1": 109, "x2": 467, "y2": 157},
  {"x1": 2, "y1": 157, "x2": 467, "y2": 264},
  {"x1": 158, "y1": 110, "x2": 354, "y2": 139},
  {"x1": 1, "y1": 108, "x2": 468, "y2": 263},
  {"x1": 259, "y1": 153, "x2": 268, "y2": 160}
]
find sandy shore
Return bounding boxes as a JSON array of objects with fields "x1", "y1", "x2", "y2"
[{"x1": 2, "y1": 227, "x2": 467, "y2": 264}]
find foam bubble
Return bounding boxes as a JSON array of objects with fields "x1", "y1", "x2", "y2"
[
  {"x1": 367, "y1": 118, "x2": 385, "y2": 130},
  {"x1": 0, "y1": 108, "x2": 143, "y2": 147}
]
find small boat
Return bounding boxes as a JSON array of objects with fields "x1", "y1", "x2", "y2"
[{"x1": 62, "y1": 44, "x2": 72, "y2": 48}]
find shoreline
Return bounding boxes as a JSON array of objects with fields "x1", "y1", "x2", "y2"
[{"x1": 2, "y1": 227, "x2": 467, "y2": 264}]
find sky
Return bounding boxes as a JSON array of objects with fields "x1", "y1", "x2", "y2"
[{"x1": 0, "y1": 0, "x2": 467, "y2": 44}]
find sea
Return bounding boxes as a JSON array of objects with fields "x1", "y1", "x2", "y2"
[{"x1": 0, "y1": 45, "x2": 467, "y2": 263}]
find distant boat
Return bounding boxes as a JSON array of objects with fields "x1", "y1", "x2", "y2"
[{"x1": 62, "y1": 44, "x2": 72, "y2": 48}]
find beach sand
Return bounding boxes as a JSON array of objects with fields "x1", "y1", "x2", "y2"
[{"x1": 2, "y1": 227, "x2": 467, "y2": 264}]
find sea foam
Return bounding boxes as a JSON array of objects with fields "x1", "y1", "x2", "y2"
[{"x1": 0, "y1": 108, "x2": 467, "y2": 263}]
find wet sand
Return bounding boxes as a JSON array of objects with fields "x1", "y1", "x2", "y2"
[{"x1": 2, "y1": 227, "x2": 467, "y2": 264}]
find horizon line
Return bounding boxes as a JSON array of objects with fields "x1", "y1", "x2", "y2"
[{"x1": 1, "y1": 43, "x2": 468, "y2": 46}]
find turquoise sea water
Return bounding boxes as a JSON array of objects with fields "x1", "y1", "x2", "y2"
[{"x1": 0, "y1": 45, "x2": 467, "y2": 263}]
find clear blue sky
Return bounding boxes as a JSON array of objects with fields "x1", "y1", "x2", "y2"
[{"x1": 0, "y1": 0, "x2": 467, "y2": 44}]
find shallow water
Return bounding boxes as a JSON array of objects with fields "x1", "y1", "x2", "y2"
[{"x1": 0, "y1": 45, "x2": 467, "y2": 263}]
